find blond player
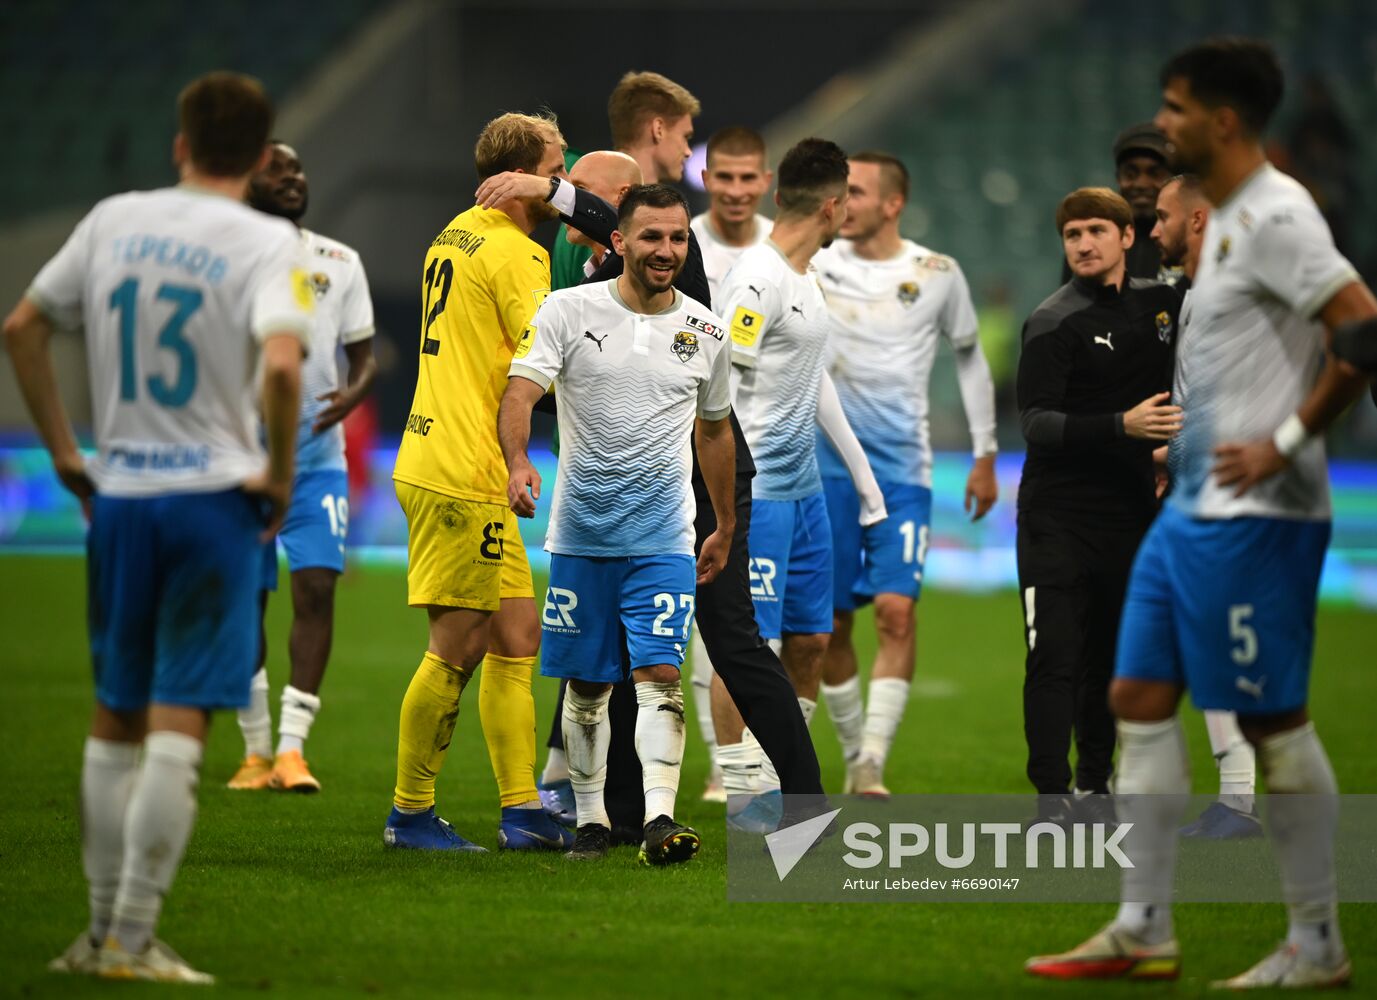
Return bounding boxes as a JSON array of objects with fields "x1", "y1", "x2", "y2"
[{"x1": 384, "y1": 112, "x2": 573, "y2": 852}]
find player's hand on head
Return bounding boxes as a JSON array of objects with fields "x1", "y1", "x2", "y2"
[
  {"x1": 242, "y1": 470, "x2": 292, "y2": 541},
  {"x1": 507, "y1": 459, "x2": 540, "y2": 518},
  {"x1": 696, "y1": 529, "x2": 731, "y2": 584},
  {"x1": 474, "y1": 172, "x2": 549, "y2": 211},
  {"x1": 1123, "y1": 391, "x2": 1184, "y2": 441},
  {"x1": 1211, "y1": 438, "x2": 1287, "y2": 498},
  {"x1": 964, "y1": 457, "x2": 998, "y2": 521}
]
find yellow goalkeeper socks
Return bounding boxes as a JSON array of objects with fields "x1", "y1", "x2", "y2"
[
  {"x1": 394, "y1": 651, "x2": 472, "y2": 811},
  {"x1": 478, "y1": 654, "x2": 539, "y2": 807}
]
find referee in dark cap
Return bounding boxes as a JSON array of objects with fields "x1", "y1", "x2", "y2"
[{"x1": 1061, "y1": 123, "x2": 1174, "y2": 283}]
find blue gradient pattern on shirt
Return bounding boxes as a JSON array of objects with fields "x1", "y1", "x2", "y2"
[{"x1": 549, "y1": 365, "x2": 699, "y2": 557}]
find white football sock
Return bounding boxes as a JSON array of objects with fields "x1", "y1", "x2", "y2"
[
  {"x1": 1112, "y1": 717, "x2": 1189, "y2": 946},
  {"x1": 860, "y1": 678, "x2": 910, "y2": 766},
  {"x1": 236, "y1": 668, "x2": 272, "y2": 758},
  {"x1": 561, "y1": 687, "x2": 611, "y2": 830},
  {"x1": 1203, "y1": 709, "x2": 1256, "y2": 813},
  {"x1": 635, "y1": 681, "x2": 686, "y2": 824},
  {"x1": 82, "y1": 738, "x2": 140, "y2": 945},
  {"x1": 1258, "y1": 722, "x2": 1344, "y2": 964},
  {"x1": 541, "y1": 746, "x2": 570, "y2": 786},
  {"x1": 276, "y1": 685, "x2": 320, "y2": 756},
  {"x1": 717, "y1": 731, "x2": 764, "y2": 813},
  {"x1": 111, "y1": 731, "x2": 202, "y2": 954},
  {"x1": 689, "y1": 632, "x2": 719, "y2": 776},
  {"x1": 797, "y1": 696, "x2": 817, "y2": 728},
  {"x1": 821, "y1": 675, "x2": 863, "y2": 763}
]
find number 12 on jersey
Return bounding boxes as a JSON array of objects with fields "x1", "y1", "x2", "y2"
[{"x1": 420, "y1": 257, "x2": 453, "y2": 356}]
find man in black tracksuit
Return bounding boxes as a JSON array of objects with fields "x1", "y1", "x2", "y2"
[{"x1": 1017, "y1": 187, "x2": 1180, "y2": 811}]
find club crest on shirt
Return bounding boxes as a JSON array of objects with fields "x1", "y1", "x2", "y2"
[
  {"x1": 1155, "y1": 310, "x2": 1174, "y2": 344},
  {"x1": 897, "y1": 281, "x2": 920, "y2": 306},
  {"x1": 1215, "y1": 236, "x2": 1231, "y2": 266},
  {"x1": 311, "y1": 271, "x2": 331, "y2": 298},
  {"x1": 671, "y1": 330, "x2": 699, "y2": 363}
]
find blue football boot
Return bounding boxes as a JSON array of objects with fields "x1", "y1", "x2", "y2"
[
  {"x1": 383, "y1": 806, "x2": 488, "y2": 852},
  {"x1": 726, "y1": 789, "x2": 784, "y2": 834},
  {"x1": 498, "y1": 805, "x2": 577, "y2": 851},
  {"x1": 538, "y1": 778, "x2": 577, "y2": 828},
  {"x1": 1179, "y1": 801, "x2": 1263, "y2": 839}
]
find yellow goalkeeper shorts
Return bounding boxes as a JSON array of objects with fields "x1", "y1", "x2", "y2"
[{"x1": 395, "y1": 482, "x2": 534, "y2": 611}]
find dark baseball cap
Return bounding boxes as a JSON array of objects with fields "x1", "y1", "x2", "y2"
[{"x1": 1113, "y1": 122, "x2": 1169, "y2": 164}]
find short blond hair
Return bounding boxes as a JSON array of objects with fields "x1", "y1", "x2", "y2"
[
  {"x1": 475, "y1": 111, "x2": 564, "y2": 180},
  {"x1": 607, "y1": 71, "x2": 700, "y2": 150}
]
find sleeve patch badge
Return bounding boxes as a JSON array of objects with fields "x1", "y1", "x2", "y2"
[
  {"x1": 731, "y1": 306, "x2": 764, "y2": 347},
  {"x1": 514, "y1": 323, "x2": 535, "y2": 359}
]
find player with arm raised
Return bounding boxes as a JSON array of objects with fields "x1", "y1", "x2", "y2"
[
  {"x1": 385, "y1": 112, "x2": 573, "y2": 854},
  {"x1": 1028, "y1": 38, "x2": 1377, "y2": 988},
  {"x1": 228, "y1": 140, "x2": 377, "y2": 794},
  {"x1": 10, "y1": 72, "x2": 312, "y2": 983},
  {"x1": 498, "y1": 184, "x2": 735, "y2": 863},
  {"x1": 814, "y1": 152, "x2": 999, "y2": 798},
  {"x1": 717, "y1": 138, "x2": 885, "y2": 811}
]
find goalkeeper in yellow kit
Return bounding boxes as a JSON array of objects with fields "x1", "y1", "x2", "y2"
[{"x1": 385, "y1": 111, "x2": 573, "y2": 851}]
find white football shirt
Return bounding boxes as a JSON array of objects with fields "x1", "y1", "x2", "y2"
[
  {"x1": 1169, "y1": 164, "x2": 1357, "y2": 521},
  {"x1": 691, "y1": 211, "x2": 771, "y2": 306},
  {"x1": 720, "y1": 241, "x2": 831, "y2": 501},
  {"x1": 296, "y1": 229, "x2": 375, "y2": 473},
  {"x1": 813, "y1": 238, "x2": 981, "y2": 487},
  {"x1": 27, "y1": 185, "x2": 313, "y2": 497},
  {"x1": 511, "y1": 280, "x2": 732, "y2": 557}
]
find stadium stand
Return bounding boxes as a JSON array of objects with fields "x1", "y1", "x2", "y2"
[{"x1": 0, "y1": 0, "x2": 384, "y2": 222}]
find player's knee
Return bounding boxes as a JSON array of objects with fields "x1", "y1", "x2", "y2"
[
  {"x1": 1108, "y1": 678, "x2": 1179, "y2": 722},
  {"x1": 872, "y1": 595, "x2": 915, "y2": 643},
  {"x1": 786, "y1": 632, "x2": 831, "y2": 665},
  {"x1": 292, "y1": 570, "x2": 337, "y2": 621},
  {"x1": 632, "y1": 664, "x2": 682, "y2": 686}
]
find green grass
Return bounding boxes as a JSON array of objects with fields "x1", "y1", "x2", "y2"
[{"x1": 1, "y1": 554, "x2": 1373, "y2": 997}]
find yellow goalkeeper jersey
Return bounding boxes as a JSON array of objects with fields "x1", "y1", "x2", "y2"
[{"x1": 394, "y1": 206, "x2": 550, "y2": 504}]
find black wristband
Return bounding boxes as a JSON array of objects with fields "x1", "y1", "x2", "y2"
[{"x1": 546, "y1": 176, "x2": 560, "y2": 203}]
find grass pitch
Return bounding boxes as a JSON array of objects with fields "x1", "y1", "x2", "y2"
[{"x1": 1, "y1": 554, "x2": 1373, "y2": 997}]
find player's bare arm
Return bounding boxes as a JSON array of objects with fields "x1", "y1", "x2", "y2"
[
  {"x1": 497, "y1": 375, "x2": 545, "y2": 517},
  {"x1": 3, "y1": 297, "x2": 93, "y2": 504},
  {"x1": 313, "y1": 338, "x2": 377, "y2": 433},
  {"x1": 244, "y1": 333, "x2": 305, "y2": 539},
  {"x1": 693, "y1": 413, "x2": 735, "y2": 585},
  {"x1": 1213, "y1": 279, "x2": 1377, "y2": 496}
]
